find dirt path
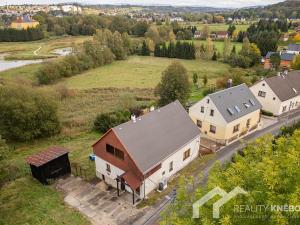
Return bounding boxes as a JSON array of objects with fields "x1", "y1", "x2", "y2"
[{"x1": 33, "y1": 46, "x2": 42, "y2": 55}]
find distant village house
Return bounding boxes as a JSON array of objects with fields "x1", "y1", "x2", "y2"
[{"x1": 10, "y1": 15, "x2": 39, "y2": 29}]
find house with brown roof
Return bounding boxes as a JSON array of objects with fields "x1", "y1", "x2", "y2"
[
  {"x1": 92, "y1": 100, "x2": 200, "y2": 203},
  {"x1": 250, "y1": 71, "x2": 300, "y2": 116}
]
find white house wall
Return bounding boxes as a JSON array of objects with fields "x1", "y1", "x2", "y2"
[
  {"x1": 95, "y1": 156, "x2": 124, "y2": 188},
  {"x1": 140, "y1": 136, "x2": 200, "y2": 197},
  {"x1": 251, "y1": 80, "x2": 300, "y2": 116}
]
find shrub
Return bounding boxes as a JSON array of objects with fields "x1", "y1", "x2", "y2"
[
  {"x1": 0, "y1": 136, "x2": 9, "y2": 161},
  {"x1": 0, "y1": 84, "x2": 60, "y2": 141},
  {"x1": 36, "y1": 62, "x2": 61, "y2": 84},
  {"x1": 261, "y1": 110, "x2": 274, "y2": 117},
  {"x1": 93, "y1": 110, "x2": 131, "y2": 133}
]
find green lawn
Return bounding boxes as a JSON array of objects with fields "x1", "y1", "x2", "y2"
[
  {"x1": 0, "y1": 62, "x2": 42, "y2": 81},
  {"x1": 0, "y1": 131, "x2": 101, "y2": 225},
  {"x1": 181, "y1": 22, "x2": 250, "y2": 32},
  {"x1": 0, "y1": 177, "x2": 90, "y2": 225},
  {"x1": 62, "y1": 56, "x2": 230, "y2": 89},
  {"x1": 192, "y1": 40, "x2": 242, "y2": 53}
]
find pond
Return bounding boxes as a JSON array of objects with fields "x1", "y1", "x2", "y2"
[
  {"x1": 51, "y1": 47, "x2": 72, "y2": 56},
  {"x1": 0, "y1": 55, "x2": 42, "y2": 72}
]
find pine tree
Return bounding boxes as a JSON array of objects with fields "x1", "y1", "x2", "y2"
[
  {"x1": 141, "y1": 40, "x2": 150, "y2": 56},
  {"x1": 154, "y1": 43, "x2": 161, "y2": 57},
  {"x1": 212, "y1": 51, "x2": 217, "y2": 61}
]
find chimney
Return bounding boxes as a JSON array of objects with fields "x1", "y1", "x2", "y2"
[
  {"x1": 131, "y1": 114, "x2": 136, "y2": 123},
  {"x1": 227, "y1": 79, "x2": 233, "y2": 88}
]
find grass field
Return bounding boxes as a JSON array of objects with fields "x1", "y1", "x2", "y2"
[
  {"x1": 181, "y1": 22, "x2": 250, "y2": 32},
  {"x1": 62, "y1": 56, "x2": 230, "y2": 89},
  {"x1": 0, "y1": 177, "x2": 90, "y2": 225},
  {"x1": 192, "y1": 39, "x2": 242, "y2": 53},
  {"x1": 0, "y1": 35, "x2": 92, "y2": 60}
]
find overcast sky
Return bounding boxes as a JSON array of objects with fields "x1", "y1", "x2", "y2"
[{"x1": 0, "y1": 0, "x2": 284, "y2": 8}]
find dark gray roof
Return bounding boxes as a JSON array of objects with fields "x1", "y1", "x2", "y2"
[
  {"x1": 288, "y1": 44, "x2": 300, "y2": 52},
  {"x1": 280, "y1": 53, "x2": 295, "y2": 61},
  {"x1": 209, "y1": 84, "x2": 262, "y2": 123},
  {"x1": 266, "y1": 51, "x2": 275, "y2": 59},
  {"x1": 265, "y1": 71, "x2": 300, "y2": 102},
  {"x1": 113, "y1": 100, "x2": 199, "y2": 174},
  {"x1": 266, "y1": 52, "x2": 295, "y2": 61}
]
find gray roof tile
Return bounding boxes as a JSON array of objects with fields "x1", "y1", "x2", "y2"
[
  {"x1": 209, "y1": 84, "x2": 262, "y2": 123},
  {"x1": 265, "y1": 71, "x2": 300, "y2": 102},
  {"x1": 113, "y1": 100, "x2": 200, "y2": 173}
]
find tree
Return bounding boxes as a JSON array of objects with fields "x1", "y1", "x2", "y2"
[
  {"x1": 193, "y1": 73, "x2": 198, "y2": 86},
  {"x1": 155, "y1": 62, "x2": 191, "y2": 106},
  {"x1": 111, "y1": 31, "x2": 126, "y2": 60},
  {"x1": 0, "y1": 135, "x2": 9, "y2": 161},
  {"x1": 227, "y1": 24, "x2": 236, "y2": 37},
  {"x1": 205, "y1": 38, "x2": 214, "y2": 60},
  {"x1": 203, "y1": 74, "x2": 208, "y2": 87},
  {"x1": 248, "y1": 43, "x2": 261, "y2": 66},
  {"x1": 132, "y1": 21, "x2": 149, "y2": 37},
  {"x1": 212, "y1": 51, "x2": 217, "y2": 61},
  {"x1": 291, "y1": 55, "x2": 300, "y2": 70},
  {"x1": 240, "y1": 37, "x2": 251, "y2": 56},
  {"x1": 160, "y1": 130, "x2": 300, "y2": 225},
  {"x1": 202, "y1": 24, "x2": 210, "y2": 39},
  {"x1": 141, "y1": 40, "x2": 150, "y2": 56},
  {"x1": 154, "y1": 43, "x2": 161, "y2": 57},
  {"x1": 0, "y1": 85, "x2": 60, "y2": 141},
  {"x1": 94, "y1": 110, "x2": 131, "y2": 133},
  {"x1": 145, "y1": 25, "x2": 160, "y2": 44},
  {"x1": 270, "y1": 53, "x2": 281, "y2": 70},
  {"x1": 223, "y1": 37, "x2": 232, "y2": 60}
]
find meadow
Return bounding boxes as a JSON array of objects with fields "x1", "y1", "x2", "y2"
[
  {"x1": 0, "y1": 35, "x2": 92, "y2": 60},
  {"x1": 182, "y1": 22, "x2": 250, "y2": 32},
  {"x1": 62, "y1": 55, "x2": 230, "y2": 89},
  {"x1": 192, "y1": 39, "x2": 242, "y2": 53}
]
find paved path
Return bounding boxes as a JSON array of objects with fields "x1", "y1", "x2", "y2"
[
  {"x1": 137, "y1": 109, "x2": 300, "y2": 225},
  {"x1": 56, "y1": 176, "x2": 144, "y2": 225}
]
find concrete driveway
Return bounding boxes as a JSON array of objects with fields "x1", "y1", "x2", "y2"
[{"x1": 56, "y1": 175, "x2": 144, "y2": 225}]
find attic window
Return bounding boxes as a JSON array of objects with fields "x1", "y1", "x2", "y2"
[
  {"x1": 243, "y1": 102, "x2": 250, "y2": 108},
  {"x1": 249, "y1": 99, "x2": 256, "y2": 106},
  {"x1": 234, "y1": 106, "x2": 241, "y2": 113},
  {"x1": 227, "y1": 108, "x2": 235, "y2": 115},
  {"x1": 262, "y1": 83, "x2": 265, "y2": 86}
]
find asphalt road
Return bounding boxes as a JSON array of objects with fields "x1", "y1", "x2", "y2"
[{"x1": 140, "y1": 109, "x2": 300, "y2": 225}]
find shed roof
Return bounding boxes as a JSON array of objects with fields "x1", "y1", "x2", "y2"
[
  {"x1": 208, "y1": 84, "x2": 262, "y2": 123},
  {"x1": 264, "y1": 71, "x2": 300, "y2": 102},
  {"x1": 265, "y1": 52, "x2": 295, "y2": 61},
  {"x1": 112, "y1": 100, "x2": 200, "y2": 174},
  {"x1": 26, "y1": 147, "x2": 69, "y2": 167},
  {"x1": 288, "y1": 44, "x2": 300, "y2": 52}
]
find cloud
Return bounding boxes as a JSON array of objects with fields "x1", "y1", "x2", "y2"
[{"x1": 0, "y1": 0, "x2": 284, "y2": 8}]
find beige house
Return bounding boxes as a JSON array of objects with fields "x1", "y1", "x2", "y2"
[
  {"x1": 250, "y1": 71, "x2": 300, "y2": 116},
  {"x1": 189, "y1": 84, "x2": 262, "y2": 145}
]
